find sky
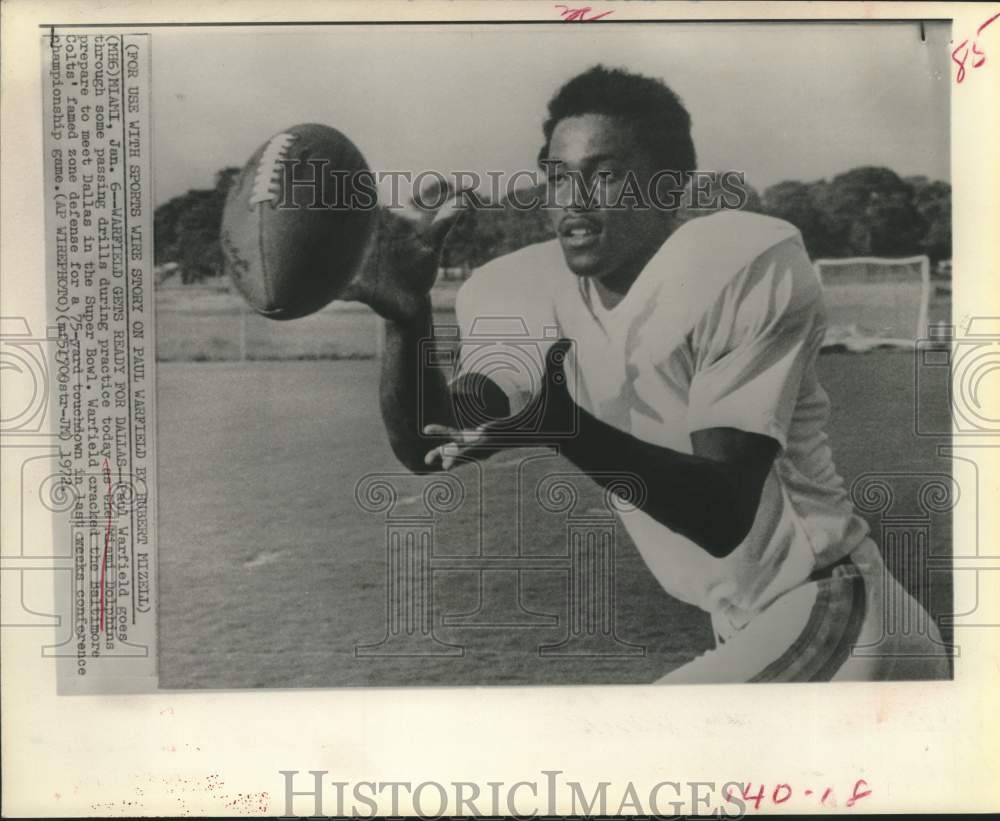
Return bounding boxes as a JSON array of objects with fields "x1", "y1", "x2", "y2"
[{"x1": 150, "y1": 21, "x2": 951, "y2": 206}]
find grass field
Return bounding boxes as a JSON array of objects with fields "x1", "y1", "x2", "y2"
[
  {"x1": 156, "y1": 343, "x2": 953, "y2": 689},
  {"x1": 154, "y1": 281, "x2": 463, "y2": 362}
]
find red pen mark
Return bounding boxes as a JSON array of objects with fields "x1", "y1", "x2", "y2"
[
  {"x1": 846, "y1": 779, "x2": 872, "y2": 808},
  {"x1": 555, "y1": 4, "x2": 615, "y2": 22},
  {"x1": 99, "y1": 457, "x2": 113, "y2": 633},
  {"x1": 972, "y1": 40, "x2": 987, "y2": 68},
  {"x1": 953, "y1": 41, "x2": 971, "y2": 83},
  {"x1": 741, "y1": 783, "x2": 766, "y2": 811},
  {"x1": 953, "y1": 9, "x2": 1000, "y2": 83},
  {"x1": 732, "y1": 780, "x2": 870, "y2": 810},
  {"x1": 772, "y1": 784, "x2": 792, "y2": 804}
]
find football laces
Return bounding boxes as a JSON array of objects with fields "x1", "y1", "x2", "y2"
[{"x1": 249, "y1": 132, "x2": 297, "y2": 207}]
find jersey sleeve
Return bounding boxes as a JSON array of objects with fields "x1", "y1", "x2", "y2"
[
  {"x1": 452, "y1": 250, "x2": 559, "y2": 415},
  {"x1": 686, "y1": 235, "x2": 826, "y2": 449}
]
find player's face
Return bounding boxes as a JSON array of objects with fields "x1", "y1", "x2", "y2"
[{"x1": 544, "y1": 113, "x2": 676, "y2": 291}]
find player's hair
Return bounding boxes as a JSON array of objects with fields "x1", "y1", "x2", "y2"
[{"x1": 538, "y1": 64, "x2": 697, "y2": 178}]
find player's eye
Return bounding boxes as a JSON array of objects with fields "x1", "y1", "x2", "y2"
[{"x1": 547, "y1": 167, "x2": 568, "y2": 184}]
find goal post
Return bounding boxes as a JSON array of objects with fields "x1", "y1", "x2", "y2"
[{"x1": 813, "y1": 254, "x2": 931, "y2": 350}]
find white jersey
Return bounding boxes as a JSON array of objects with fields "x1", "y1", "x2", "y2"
[{"x1": 454, "y1": 210, "x2": 871, "y2": 640}]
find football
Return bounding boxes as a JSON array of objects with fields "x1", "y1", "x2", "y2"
[{"x1": 220, "y1": 123, "x2": 378, "y2": 320}]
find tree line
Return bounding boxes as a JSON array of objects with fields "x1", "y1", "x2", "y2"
[{"x1": 154, "y1": 165, "x2": 950, "y2": 284}]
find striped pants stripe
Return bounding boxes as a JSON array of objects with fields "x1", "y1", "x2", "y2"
[{"x1": 656, "y1": 539, "x2": 951, "y2": 684}]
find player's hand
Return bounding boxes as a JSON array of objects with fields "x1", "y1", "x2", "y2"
[
  {"x1": 340, "y1": 176, "x2": 467, "y2": 323},
  {"x1": 421, "y1": 422, "x2": 505, "y2": 470},
  {"x1": 422, "y1": 339, "x2": 577, "y2": 469}
]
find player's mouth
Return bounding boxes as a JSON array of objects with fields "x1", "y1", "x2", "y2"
[{"x1": 559, "y1": 216, "x2": 602, "y2": 249}]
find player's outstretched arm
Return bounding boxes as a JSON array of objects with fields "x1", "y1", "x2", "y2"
[
  {"x1": 425, "y1": 340, "x2": 778, "y2": 556},
  {"x1": 353, "y1": 184, "x2": 511, "y2": 473},
  {"x1": 563, "y1": 410, "x2": 778, "y2": 557},
  {"x1": 378, "y1": 299, "x2": 452, "y2": 473},
  {"x1": 381, "y1": 298, "x2": 516, "y2": 473}
]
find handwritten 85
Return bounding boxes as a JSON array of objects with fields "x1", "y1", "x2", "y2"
[
  {"x1": 724, "y1": 779, "x2": 872, "y2": 810},
  {"x1": 953, "y1": 10, "x2": 999, "y2": 83}
]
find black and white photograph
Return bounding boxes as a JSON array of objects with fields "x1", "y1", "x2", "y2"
[{"x1": 151, "y1": 21, "x2": 955, "y2": 688}]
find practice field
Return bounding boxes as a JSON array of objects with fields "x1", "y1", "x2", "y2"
[{"x1": 157, "y1": 348, "x2": 953, "y2": 689}]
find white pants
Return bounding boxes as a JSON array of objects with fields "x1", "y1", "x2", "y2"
[{"x1": 656, "y1": 539, "x2": 951, "y2": 684}]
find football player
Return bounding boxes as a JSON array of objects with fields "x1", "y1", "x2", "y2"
[{"x1": 360, "y1": 65, "x2": 949, "y2": 682}]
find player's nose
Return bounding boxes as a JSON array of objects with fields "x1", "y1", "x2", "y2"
[
  {"x1": 568, "y1": 176, "x2": 593, "y2": 211},
  {"x1": 550, "y1": 173, "x2": 592, "y2": 212}
]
